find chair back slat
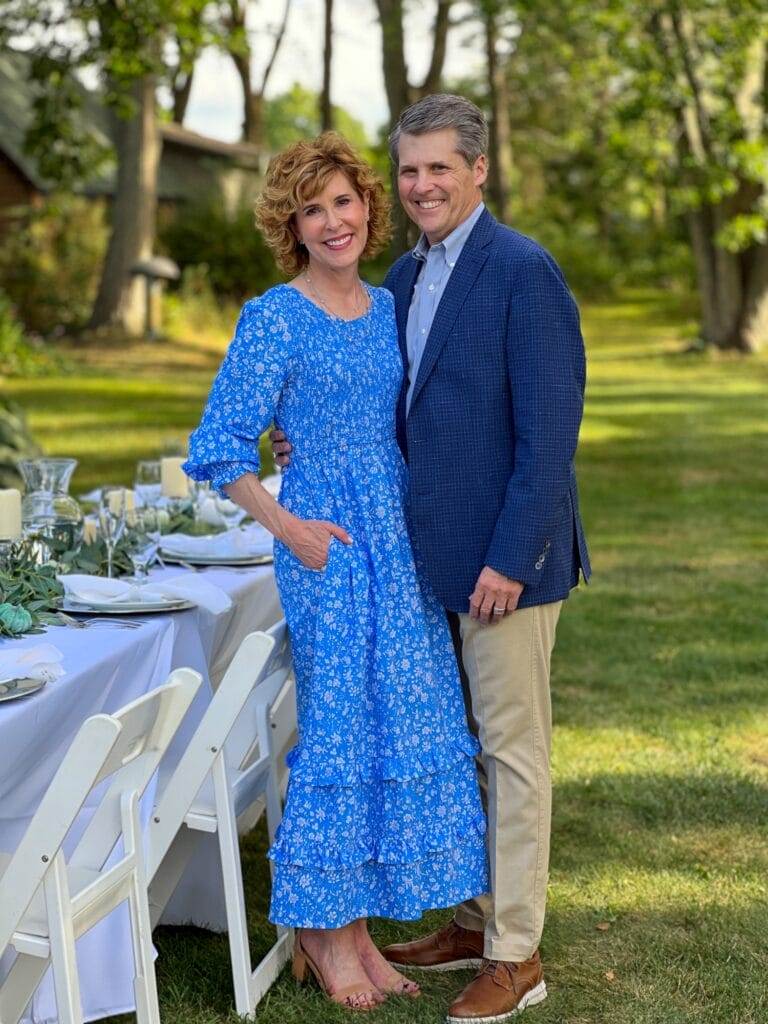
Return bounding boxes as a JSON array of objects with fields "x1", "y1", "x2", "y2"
[
  {"x1": 71, "y1": 670, "x2": 202, "y2": 873},
  {"x1": 0, "y1": 716, "x2": 121, "y2": 950},
  {"x1": 224, "y1": 622, "x2": 292, "y2": 775},
  {"x1": 147, "y1": 631, "x2": 277, "y2": 878}
]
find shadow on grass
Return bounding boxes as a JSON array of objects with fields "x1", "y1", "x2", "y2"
[{"x1": 553, "y1": 770, "x2": 768, "y2": 841}]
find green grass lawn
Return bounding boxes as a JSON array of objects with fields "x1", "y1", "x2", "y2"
[{"x1": 4, "y1": 290, "x2": 768, "y2": 1023}]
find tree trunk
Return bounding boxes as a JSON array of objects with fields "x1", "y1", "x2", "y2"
[
  {"x1": 686, "y1": 203, "x2": 768, "y2": 352},
  {"x1": 320, "y1": 0, "x2": 334, "y2": 131},
  {"x1": 172, "y1": 66, "x2": 194, "y2": 124},
  {"x1": 483, "y1": 2, "x2": 512, "y2": 223},
  {"x1": 413, "y1": 0, "x2": 453, "y2": 99},
  {"x1": 375, "y1": 0, "x2": 411, "y2": 257},
  {"x1": 89, "y1": 76, "x2": 161, "y2": 334},
  {"x1": 375, "y1": 0, "x2": 410, "y2": 125},
  {"x1": 740, "y1": 243, "x2": 768, "y2": 352}
]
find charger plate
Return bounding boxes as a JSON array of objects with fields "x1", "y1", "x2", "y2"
[
  {"x1": 0, "y1": 677, "x2": 46, "y2": 702},
  {"x1": 61, "y1": 597, "x2": 195, "y2": 614},
  {"x1": 161, "y1": 553, "x2": 273, "y2": 567}
]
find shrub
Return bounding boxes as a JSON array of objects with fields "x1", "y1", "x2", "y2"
[
  {"x1": 0, "y1": 395, "x2": 42, "y2": 488},
  {"x1": 0, "y1": 292, "x2": 68, "y2": 377},
  {"x1": 0, "y1": 194, "x2": 108, "y2": 334},
  {"x1": 159, "y1": 199, "x2": 283, "y2": 301}
]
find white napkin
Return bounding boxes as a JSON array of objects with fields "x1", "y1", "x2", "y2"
[
  {"x1": 195, "y1": 497, "x2": 248, "y2": 528},
  {"x1": 260, "y1": 473, "x2": 282, "y2": 499},
  {"x1": 0, "y1": 643, "x2": 65, "y2": 683},
  {"x1": 159, "y1": 523, "x2": 273, "y2": 560},
  {"x1": 57, "y1": 574, "x2": 232, "y2": 615}
]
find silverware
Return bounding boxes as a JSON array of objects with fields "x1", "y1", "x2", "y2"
[{"x1": 55, "y1": 612, "x2": 143, "y2": 629}]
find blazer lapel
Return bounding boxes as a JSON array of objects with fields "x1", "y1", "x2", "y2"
[
  {"x1": 394, "y1": 257, "x2": 420, "y2": 366},
  {"x1": 409, "y1": 211, "x2": 495, "y2": 412}
]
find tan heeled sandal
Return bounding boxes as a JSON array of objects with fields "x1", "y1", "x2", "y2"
[{"x1": 292, "y1": 930, "x2": 383, "y2": 1011}]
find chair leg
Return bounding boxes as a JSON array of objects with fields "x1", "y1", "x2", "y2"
[
  {"x1": 125, "y1": 797, "x2": 162, "y2": 1024},
  {"x1": 0, "y1": 952, "x2": 49, "y2": 1024},
  {"x1": 44, "y1": 854, "x2": 83, "y2": 1024},
  {"x1": 212, "y1": 756, "x2": 253, "y2": 1016}
]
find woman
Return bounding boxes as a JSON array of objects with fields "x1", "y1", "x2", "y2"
[{"x1": 183, "y1": 133, "x2": 488, "y2": 1011}]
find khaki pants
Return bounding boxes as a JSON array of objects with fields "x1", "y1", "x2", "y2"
[{"x1": 448, "y1": 601, "x2": 562, "y2": 962}]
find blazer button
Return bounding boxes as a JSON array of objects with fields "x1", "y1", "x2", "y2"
[{"x1": 535, "y1": 559, "x2": 544, "y2": 570}]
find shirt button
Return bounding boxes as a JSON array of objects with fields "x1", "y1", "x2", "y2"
[
  {"x1": 428, "y1": 283, "x2": 435, "y2": 291},
  {"x1": 449, "y1": 261, "x2": 455, "y2": 268},
  {"x1": 421, "y1": 328, "x2": 426, "y2": 334}
]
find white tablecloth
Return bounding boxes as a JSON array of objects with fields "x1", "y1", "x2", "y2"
[{"x1": 0, "y1": 564, "x2": 283, "y2": 1024}]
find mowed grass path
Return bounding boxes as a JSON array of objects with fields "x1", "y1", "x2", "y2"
[{"x1": 4, "y1": 291, "x2": 768, "y2": 1023}]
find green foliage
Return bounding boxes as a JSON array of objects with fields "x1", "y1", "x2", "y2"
[
  {"x1": 159, "y1": 200, "x2": 283, "y2": 300},
  {"x1": 0, "y1": 292, "x2": 67, "y2": 376},
  {"x1": 0, "y1": 195, "x2": 108, "y2": 334},
  {"x1": 0, "y1": 395, "x2": 41, "y2": 489},
  {"x1": 0, "y1": 542, "x2": 62, "y2": 637},
  {"x1": 265, "y1": 83, "x2": 371, "y2": 156},
  {"x1": 49, "y1": 533, "x2": 134, "y2": 577},
  {"x1": 24, "y1": 53, "x2": 112, "y2": 188}
]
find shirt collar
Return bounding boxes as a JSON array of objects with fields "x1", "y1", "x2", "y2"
[{"x1": 411, "y1": 201, "x2": 486, "y2": 266}]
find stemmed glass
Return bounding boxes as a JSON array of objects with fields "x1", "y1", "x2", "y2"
[
  {"x1": 213, "y1": 493, "x2": 243, "y2": 532},
  {"x1": 99, "y1": 487, "x2": 127, "y2": 579},
  {"x1": 190, "y1": 479, "x2": 211, "y2": 519},
  {"x1": 134, "y1": 460, "x2": 162, "y2": 508},
  {"x1": 126, "y1": 508, "x2": 161, "y2": 583}
]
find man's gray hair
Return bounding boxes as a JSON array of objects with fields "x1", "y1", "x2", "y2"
[{"x1": 388, "y1": 93, "x2": 489, "y2": 167}]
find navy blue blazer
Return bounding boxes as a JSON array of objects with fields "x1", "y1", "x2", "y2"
[{"x1": 383, "y1": 208, "x2": 591, "y2": 612}]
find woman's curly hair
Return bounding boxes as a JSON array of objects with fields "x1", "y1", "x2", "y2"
[{"x1": 254, "y1": 132, "x2": 391, "y2": 277}]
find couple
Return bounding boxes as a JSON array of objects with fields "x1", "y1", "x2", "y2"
[{"x1": 184, "y1": 93, "x2": 590, "y2": 1021}]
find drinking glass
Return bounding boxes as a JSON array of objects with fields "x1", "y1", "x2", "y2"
[
  {"x1": 99, "y1": 487, "x2": 127, "y2": 579},
  {"x1": 134, "y1": 460, "x2": 162, "y2": 508},
  {"x1": 213, "y1": 493, "x2": 243, "y2": 531},
  {"x1": 190, "y1": 479, "x2": 211, "y2": 518},
  {"x1": 127, "y1": 507, "x2": 161, "y2": 581}
]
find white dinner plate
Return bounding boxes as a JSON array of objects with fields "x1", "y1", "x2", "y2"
[
  {"x1": 0, "y1": 677, "x2": 46, "y2": 702},
  {"x1": 161, "y1": 553, "x2": 274, "y2": 567},
  {"x1": 61, "y1": 597, "x2": 196, "y2": 614}
]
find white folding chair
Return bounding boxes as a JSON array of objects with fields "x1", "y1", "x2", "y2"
[
  {"x1": 0, "y1": 669, "x2": 201, "y2": 1024},
  {"x1": 147, "y1": 620, "x2": 295, "y2": 1017}
]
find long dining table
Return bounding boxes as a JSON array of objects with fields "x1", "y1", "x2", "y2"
[{"x1": 0, "y1": 563, "x2": 285, "y2": 1024}]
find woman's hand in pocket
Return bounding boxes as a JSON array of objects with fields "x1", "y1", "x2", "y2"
[{"x1": 282, "y1": 517, "x2": 353, "y2": 570}]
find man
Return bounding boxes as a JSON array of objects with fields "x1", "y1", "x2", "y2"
[{"x1": 273, "y1": 93, "x2": 590, "y2": 1022}]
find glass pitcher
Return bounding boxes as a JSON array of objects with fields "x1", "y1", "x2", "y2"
[{"x1": 18, "y1": 458, "x2": 84, "y2": 554}]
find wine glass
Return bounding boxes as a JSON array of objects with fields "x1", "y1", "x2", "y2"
[
  {"x1": 126, "y1": 507, "x2": 161, "y2": 582},
  {"x1": 134, "y1": 460, "x2": 162, "y2": 508},
  {"x1": 190, "y1": 479, "x2": 211, "y2": 519},
  {"x1": 99, "y1": 486, "x2": 127, "y2": 579},
  {"x1": 213, "y1": 493, "x2": 243, "y2": 532}
]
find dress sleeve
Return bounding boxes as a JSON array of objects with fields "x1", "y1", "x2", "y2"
[{"x1": 183, "y1": 296, "x2": 292, "y2": 496}]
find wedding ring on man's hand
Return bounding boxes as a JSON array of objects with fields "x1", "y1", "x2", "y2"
[{"x1": 492, "y1": 605, "x2": 506, "y2": 615}]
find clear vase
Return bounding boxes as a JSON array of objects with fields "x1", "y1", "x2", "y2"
[{"x1": 18, "y1": 458, "x2": 84, "y2": 558}]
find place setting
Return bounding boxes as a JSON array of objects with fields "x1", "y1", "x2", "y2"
[
  {"x1": 0, "y1": 454, "x2": 275, "y2": 636},
  {"x1": 0, "y1": 642, "x2": 65, "y2": 703}
]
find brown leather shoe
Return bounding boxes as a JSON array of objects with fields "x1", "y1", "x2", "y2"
[
  {"x1": 446, "y1": 953, "x2": 547, "y2": 1022},
  {"x1": 382, "y1": 920, "x2": 484, "y2": 971}
]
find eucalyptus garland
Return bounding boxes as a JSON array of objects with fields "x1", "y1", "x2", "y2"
[
  {"x1": 0, "y1": 542, "x2": 62, "y2": 637},
  {"x1": 0, "y1": 502, "x2": 238, "y2": 639}
]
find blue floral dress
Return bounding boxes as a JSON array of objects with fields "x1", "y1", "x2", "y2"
[{"x1": 184, "y1": 284, "x2": 488, "y2": 928}]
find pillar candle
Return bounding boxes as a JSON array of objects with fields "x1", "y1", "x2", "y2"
[
  {"x1": 161, "y1": 457, "x2": 190, "y2": 499},
  {"x1": 107, "y1": 488, "x2": 136, "y2": 516},
  {"x1": 0, "y1": 488, "x2": 22, "y2": 540}
]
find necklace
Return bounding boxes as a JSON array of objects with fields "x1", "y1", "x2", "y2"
[{"x1": 304, "y1": 271, "x2": 369, "y2": 322}]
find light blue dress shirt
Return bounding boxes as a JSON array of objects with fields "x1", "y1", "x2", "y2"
[{"x1": 405, "y1": 201, "x2": 486, "y2": 414}]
